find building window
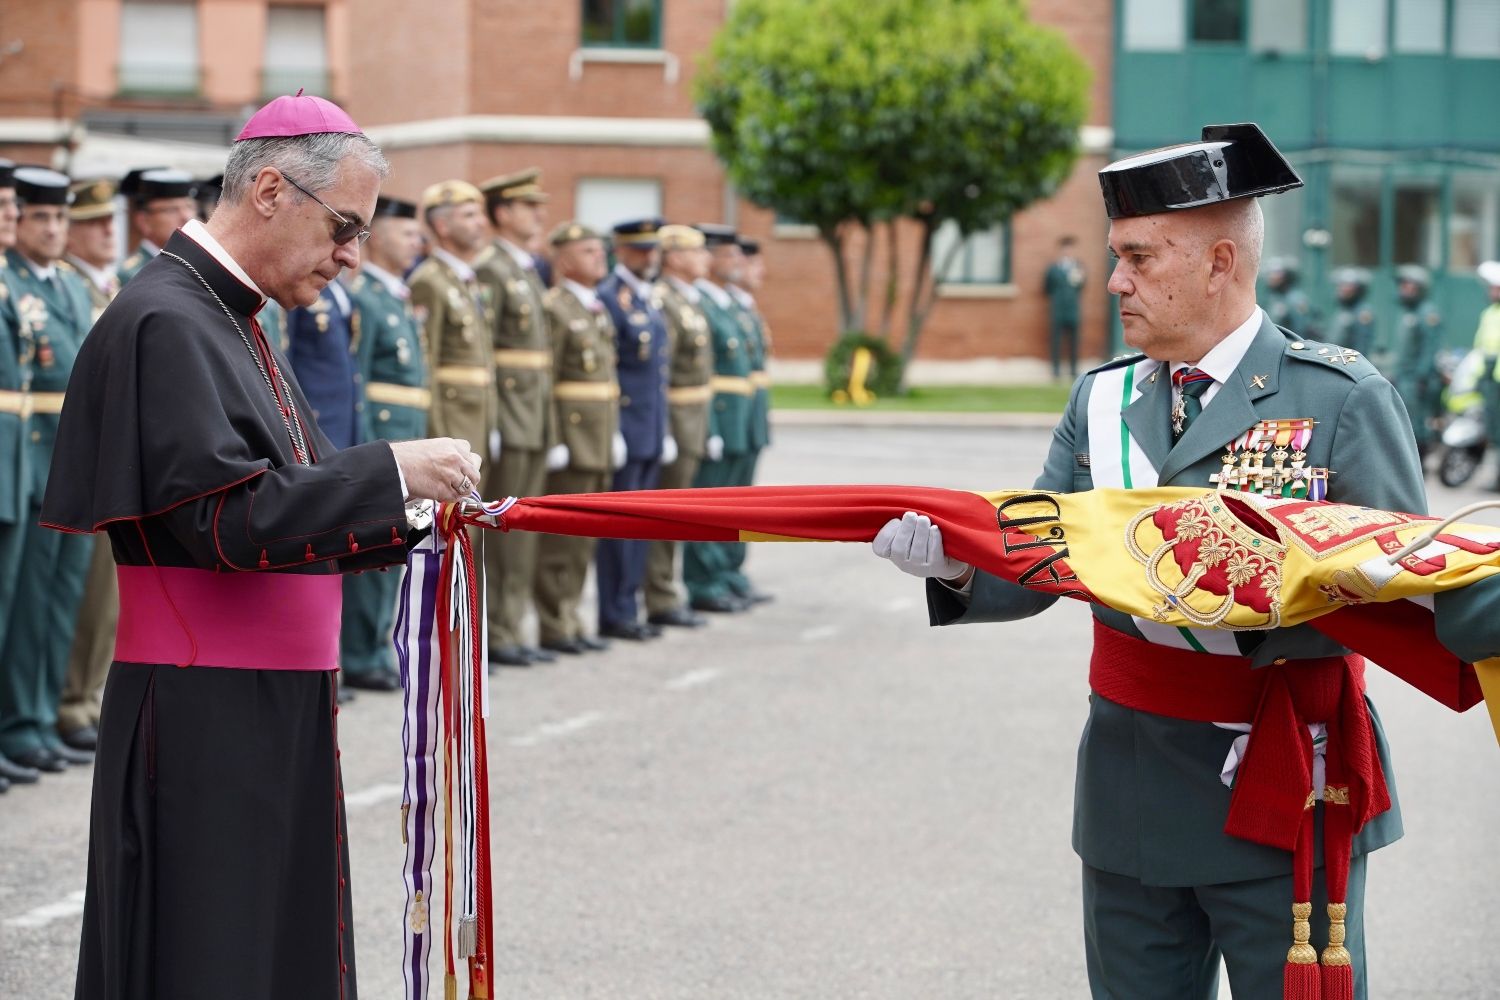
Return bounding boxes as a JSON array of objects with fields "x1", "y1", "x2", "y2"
[
  {"x1": 575, "y1": 177, "x2": 663, "y2": 234},
  {"x1": 1395, "y1": 0, "x2": 1447, "y2": 54},
  {"x1": 1450, "y1": 171, "x2": 1500, "y2": 272},
  {"x1": 118, "y1": 0, "x2": 199, "y2": 96},
  {"x1": 1192, "y1": 0, "x2": 1244, "y2": 43},
  {"x1": 1250, "y1": 0, "x2": 1307, "y2": 54},
  {"x1": 933, "y1": 221, "x2": 1011, "y2": 286},
  {"x1": 1122, "y1": 0, "x2": 1185, "y2": 52},
  {"x1": 1331, "y1": 0, "x2": 1387, "y2": 57},
  {"x1": 1453, "y1": 0, "x2": 1500, "y2": 58},
  {"x1": 1393, "y1": 176, "x2": 1443, "y2": 270},
  {"x1": 1330, "y1": 165, "x2": 1383, "y2": 268},
  {"x1": 581, "y1": 0, "x2": 662, "y2": 48},
  {"x1": 264, "y1": 6, "x2": 329, "y2": 98}
]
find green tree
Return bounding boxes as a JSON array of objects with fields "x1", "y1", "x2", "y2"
[{"x1": 696, "y1": 0, "x2": 1090, "y2": 389}]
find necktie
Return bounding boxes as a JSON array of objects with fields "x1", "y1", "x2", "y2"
[{"x1": 1171, "y1": 366, "x2": 1213, "y2": 438}]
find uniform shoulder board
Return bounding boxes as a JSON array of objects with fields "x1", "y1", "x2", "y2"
[
  {"x1": 123, "y1": 253, "x2": 142, "y2": 270},
  {"x1": 1284, "y1": 336, "x2": 1378, "y2": 381},
  {"x1": 1086, "y1": 351, "x2": 1147, "y2": 375},
  {"x1": 350, "y1": 273, "x2": 367, "y2": 293},
  {"x1": 542, "y1": 286, "x2": 565, "y2": 306},
  {"x1": 56, "y1": 259, "x2": 75, "y2": 273},
  {"x1": 473, "y1": 244, "x2": 496, "y2": 268}
]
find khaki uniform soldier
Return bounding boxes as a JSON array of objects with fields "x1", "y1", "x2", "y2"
[
  {"x1": 535, "y1": 222, "x2": 618, "y2": 655},
  {"x1": 116, "y1": 167, "x2": 197, "y2": 285},
  {"x1": 56, "y1": 178, "x2": 122, "y2": 749},
  {"x1": 475, "y1": 168, "x2": 557, "y2": 667},
  {"x1": 409, "y1": 180, "x2": 496, "y2": 455},
  {"x1": 645, "y1": 225, "x2": 714, "y2": 628}
]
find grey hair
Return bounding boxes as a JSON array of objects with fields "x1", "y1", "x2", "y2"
[{"x1": 221, "y1": 132, "x2": 389, "y2": 205}]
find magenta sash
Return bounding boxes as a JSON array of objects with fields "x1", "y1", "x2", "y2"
[{"x1": 115, "y1": 565, "x2": 342, "y2": 670}]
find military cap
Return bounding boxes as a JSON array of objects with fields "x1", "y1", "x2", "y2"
[
  {"x1": 119, "y1": 166, "x2": 166, "y2": 199},
  {"x1": 1478, "y1": 261, "x2": 1500, "y2": 288},
  {"x1": 374, "y1": 195, "x2": 419, "y2": 220},
  {"x1": 1396, "y1": 264, "x2": 1430, "y2": 288},
  {"x1": 0, "y1": 159, "x2": 14, "y2": 189},
  {"x1": 549, "y1": 220, "x2": 603, "y2": 247},
  {"x1": 657, "y1": 224, "x2": 705, "y2": 252},
  {"x1": 420, "y1": 179, "x2": 483, "y2": 213},
  {"x1": 736, "y1": 236, "x2": 761, "y2": 256},
  {"x1": 123, "y1": 167, "x2": 195, "y2": 205},
  {"x1": 1265, "y1": 256, "x2": 1298, "y2": 277},
  {"x1": 1099, "y1": 123, "x2": 1302, "y2": 220},
  {"x1": 1331, "y1": 266, "x2": 1371, "y2": 288},
  {"x1": 479, "y1": 167, "x2": 549, "y2": 205},
  {"x1": 69, "y1": 177, "x2": 118, "y2": 221},
  {"x1": 694, "y1": 223, "x2": 738, "y2": 247},
  {"x1": 14, "y1": 167, "x2": 73, "y2": 207},
  {"x1": 612, "y1": 217, "x2": 664, "y2": 247},
  {"x1": 197, "y1": 173, "x2": 224, "y2": 201}
]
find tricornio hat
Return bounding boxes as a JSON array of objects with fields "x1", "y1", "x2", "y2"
[
  {"x1": 128, "y1": 168, "x2": 196, "y2": 205},
  {"x1": 235, "y1": 88, "x2": 363, "y2": 141},
  {"x1": 0, "y1": 159, "x2": 14, "y2": 189},
  {"x1": 374, "y1": 195, "x2": 419, "y2": 220},
  {"x1": 1099, "y1": 123, "x2": 1303, "y2": 220},
  {"x1": 14, "y1": 167, "x2": 73, "y2": 207},
  {"x1": 694, "y1": 223, "x2": 738, "y2": 248}
]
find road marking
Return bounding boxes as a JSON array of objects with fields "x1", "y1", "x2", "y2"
[
  {"x1": 345, "y1": 782, "x2": 403, "y2": 810},
  {"x1": 883, "y1": 597, "x2": 914, "y2": 613},
  {"x1": 800, "y1": 625, "x2": 841, "y2": 642},
  {"x1": 666, "y1": 667, "x2": 722, "y2": 691},
  {"x1": 5, "y1": 889, "x2": 85, "y2": 929},
  {"x1": 510, "y1": 711, "x2": 606, "y2": 748}
]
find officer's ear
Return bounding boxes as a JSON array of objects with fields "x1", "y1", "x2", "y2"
[{"x1": 1205, "y1": 238, "x2": 1238, "y2": 295}]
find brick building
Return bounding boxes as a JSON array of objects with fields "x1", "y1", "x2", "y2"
[{"x1": 0, "y1": 0, "x2": 1116, "y2": 374}]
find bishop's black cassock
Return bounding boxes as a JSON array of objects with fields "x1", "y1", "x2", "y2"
[{"x1": 43, "y1": 223, "x2": 414, "y2": 1000}]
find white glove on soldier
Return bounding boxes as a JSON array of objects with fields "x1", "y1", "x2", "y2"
[
  {"x1": 489, "y1": 429, "x2": 502, "y2": 462},
  {"x1": 872, "y1": 512, "x2": 970, "y2": 580},
  {"x1": 546, "y1": 443, "x2": 570, "y2": 471},
  {"x1": 706, "y1": 435, "x2": 725, "y2": 462},
  {"x1": 661, "y1": 435, "x2": 679, "y2": 466}
]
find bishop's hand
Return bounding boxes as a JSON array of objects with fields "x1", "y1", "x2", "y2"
[{"x1": 390, "y1": 438, "x2": 483, "y2": 503}]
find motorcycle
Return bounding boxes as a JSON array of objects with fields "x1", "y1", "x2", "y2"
[{"x1": 1435, "y1": 349, "x2": 1488, "y2": 488}]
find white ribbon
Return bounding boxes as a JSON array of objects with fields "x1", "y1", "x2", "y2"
[{"x1": 1217, "y1": 721, "x2": 1327, "y2": 798}]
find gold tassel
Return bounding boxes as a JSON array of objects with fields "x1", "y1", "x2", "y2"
[
  {"x1": 1321, "y1": 903, "x2": 1351, "y2": 967},
  {"x1": 444, "y1": 973, "x2": 458, "y2": 1000},
  {"x1": 1287, "y1": 902, "x2": 1318, "y2": 965}
]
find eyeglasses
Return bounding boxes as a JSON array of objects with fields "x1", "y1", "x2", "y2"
[{"x1": 281, "y1": 172, "x2": 371, "y2": 247}]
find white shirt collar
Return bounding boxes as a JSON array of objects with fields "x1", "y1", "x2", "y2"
[
  {"x1": 66, "y1": 255, "x2": 116, "y2": 294},
  {"x1": 20, "y1": 254, "x2": 57, "y2": 282},
  {"x1": 497, "y1": 238, "x2": 534, "y2": 270},
  {"x1": 666, "y1": 275, "x2": 700, "y2": 303},
  {"x1": 1171, "y1": 306, "x2": 1265, "y2": 385},
  {"x1": 728, "y1": 283, "x2": 756, "y2": 310},
  {"x1": 561, "y1": 278, "x2": 599, "y2": 310},
  {"x1": 326, "y1": 279, "x2": 351, "y2": 316},
  {"x1": 361, "y1": 261, "x2": 409, "y2": 299},
  {"x1": 430, "y1": 246, "x2": 476, "y2": 283},
  {"x1": 140, "y1": 239, "x2": 161, "y2": 257},
  {"x1": 614, "y1": 262, "x2": 653, "y2": 299},
  {"x1": 182, "y1": 219, "x2": 267, "y2": 306},
  {"x1": 695, "y1": 278, "x2": 733, "y2": 309}
]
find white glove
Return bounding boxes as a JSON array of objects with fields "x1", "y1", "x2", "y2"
[
  {"x1": 611, "y1": 431, "x2": 628, "y2": 470},
  {"x1": 872, "y1": 512, "x2": 970, "y2": 580},
  {"x1": 706, "y1": 435, "x2": 724, "y2": 462},
  {"x1": 546, "y1": 443, "x2": 570, "y2": 471},
  {"x1": 489, "y1": 429, "x2": 502, "y2": 462},
  {"x1": 661, "y1": 435, "x2": 679, "y2": 466}
]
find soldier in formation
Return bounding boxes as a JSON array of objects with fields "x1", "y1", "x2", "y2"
[
  {"x1": 1392, "y1": 264, "x2": 1444, "y2": 456},
  {"x1": 1330, "y1": 267, "x2": 1377, "y2": 360}
]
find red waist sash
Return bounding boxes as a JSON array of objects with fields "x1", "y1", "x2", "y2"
[{"x1": 115, "y1": 565, "x2": 342, "y2": 670}]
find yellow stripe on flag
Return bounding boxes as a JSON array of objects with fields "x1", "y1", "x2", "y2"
[
  {"x1": 1474, "y1": 658, "x2": 1500, "y2": 748},
  {"x1": 740, "y1": 530, "x2": 823, "y2": 543}
]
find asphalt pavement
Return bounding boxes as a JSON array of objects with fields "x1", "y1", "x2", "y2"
[{"x1": 2, "y1": 422, "x2": 1497, "y2": 999}]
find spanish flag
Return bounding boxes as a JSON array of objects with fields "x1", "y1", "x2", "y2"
[{"x1": 481, "y1": 484, "x2": 1499, "y2": 741}]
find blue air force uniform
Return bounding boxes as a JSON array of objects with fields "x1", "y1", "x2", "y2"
[
  {"x1": 595, "y1": 246, "x2": 671, "y2": 632},
  {"x1": 286, "y1": 282, "x2": 360, "y2": 450}
]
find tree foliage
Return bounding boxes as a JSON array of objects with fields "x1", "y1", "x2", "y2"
[{"x1": 696, "y1": 0, "x2": 1091, "y2": 387}]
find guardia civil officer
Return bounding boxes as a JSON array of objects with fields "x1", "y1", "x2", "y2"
[
  {"x1": 1043, "y1": 235, "x2": 1086, "y2": 380},
  {"x1": 0, "y1": 168, "x2": 96, "y2": 773},
  {"x1": 874, "y1": 124, "x2": 1419, "y2": 1000},
  {"x1": 1264, "y1": 256, "x2": 1317, "y2": 336},
  {"x1": 116, "y1": 167, "x2": 197, "y2": 285},
  {"x1": 0, "y1": 160, "x2": 32, "y2": 789},
  {"x1": 725, "y1": 235, "x2": 773, "y2": 605},
  {"x1": 1393, "y1": 263, "x2": 1444, "y2": 456},
  {"x1": 474, "y1": 169, "x2": 557, "y2": 667},
  {"x1": 340, "y1": 195, "x2": 428, "y2": 691},
  {"x1": 1330, "y1": 267, "x2": 1377, "y2": 360},
  {"x1": 536, "y1": 222, "x2": 619, "y2": 655}
]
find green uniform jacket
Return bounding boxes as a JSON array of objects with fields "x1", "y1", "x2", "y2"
[
  {"x1": 544, "y1": 285, "x2": 618, "y2": 473},
  {"x1": 928, "y1": 316, "x2": 1421, "y2": 887},
  {"x1": 1332, "y1": 302, "x2": 1379, "y2": 359},
  {"x1": 696, "y1": 284, "x2": 754, "y2": 456},
  {"x1": 410, "y1": 253, "x2": 495, "y2": 452},
  {"x1": 731, "y1": 287, "x2": 772, "y2": 452},
  {"x1": 1392, "y1": 300, "x2": 1443, "y2": 433},
  {"x1": 0, "y1": 259, "x2": 29, "y2": 525},
  {"x1": 115, "y1": 242, "x2": 157, "y2": 287},
  {"x1": 4, "y1": 251, "x2": 94, "y2": 498},
  {"x1": 475, "y1": 242, "x2": 554, "y2": 451},
  {"x1": 654, "y1": 278, "x2": 714, "y2": 459},
  {"x1": 1266, "y1": 287, "x2": 1317, "y2": 337},
  {"x1": 1044, "y1": 258, "x2": 1084, "y2": 325},
  {"x1": 349, "y1": 270, "x2": 428, "y2": 444}
]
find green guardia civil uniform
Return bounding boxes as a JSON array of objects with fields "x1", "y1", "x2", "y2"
[
  {"x1": 725, "y1": 285, "x2": 770, "y2": 598},
  {"x1": 1392, "y1": 297, "x2": 1443, "y2": 450},
  {"x1": 535, "y1": 281, "x2": 618, "y2": 645},
  {"x1": 475, "y1": 240, "x2": 555, "y2": 650},
  {"x1": 0, "y1": 257, "x2": 31, "y2": 685},
  {"x1": 0, "y1": 250, "x2": 96, "y2": 759},
  {"x1": 1044, "y1": 256, "x2": 1085, "y2": 379},
  {"x1": 339, "y1": 264, "x2": 429, "y2": 678},
  {"x1": 1265, "y1": 285, "x2": 1317, "y2": 337},
  {"x1": 114, "y1": 240, "x2": 158, "y2": 286},
  {"x1": 645, "y1": 276, "x2": 715, "y2": 616},
  {"x1": 929, "y1": 314, "x2": 1418, "y2": 999},
  {"x1": 1332, "y1": 301, "x2": 1378, "y2": 360},
  {"x1": 683, "y1": 281, "x2": 755, "y2": 605}
]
